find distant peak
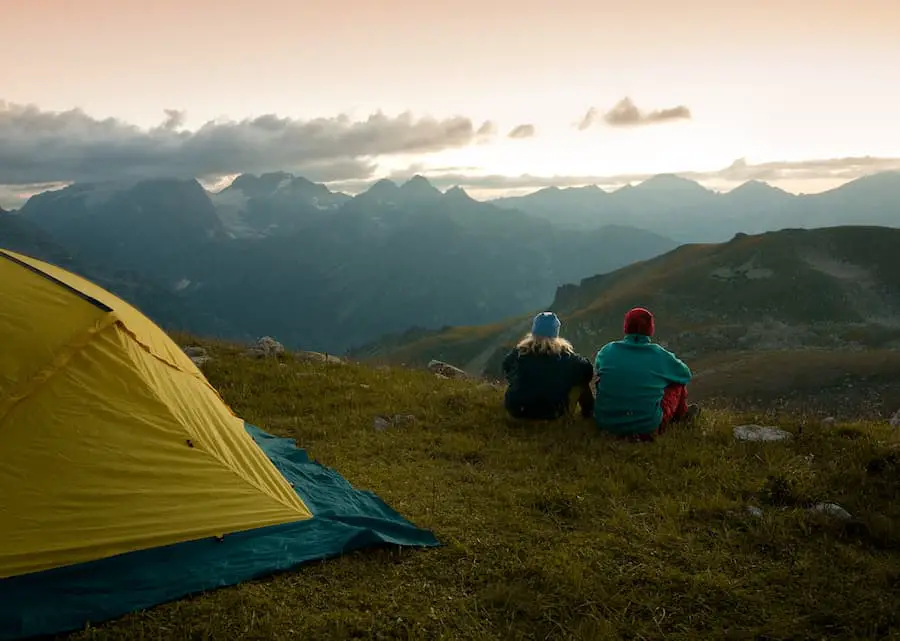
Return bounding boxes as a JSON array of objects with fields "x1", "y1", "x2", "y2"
[
  {"x1": 362, "y1": 178, "x2": 399, "y2": 196},
  {"x1": 445, "y1": 185, "x2": 474, "y2": 201},
  {"x1": 230, "y1": 173, "x2": 260, "y2": 186},
  {"x1": 729, "y1": 180, "x2": 787, "y2": 196},
  {"x1": 401, "y1": 174, "x2": 441, "y2": 192},
  {"x1": 566, "y1": 184, "x2": 605, "y2": 194},
  {"x1": 634, "y1": 174, "x2": 705, "y2": 191},
  {"x1": 404, "y1": 174, "x2": 432, "y2": 185}
]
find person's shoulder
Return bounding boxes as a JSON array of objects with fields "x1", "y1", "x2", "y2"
[
  {"x1": 651, "y1": 343, "x2": 678, "y2": 357},
  {"x1": 566, "y1": 349, "x2": 592, "y2": 363},
  {"x1": 594, "y1": 341, "x2": 617, "y2": 359}
]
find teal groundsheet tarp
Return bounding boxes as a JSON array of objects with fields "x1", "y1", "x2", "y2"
[{"x1": 0, "y1": 424, "x2": 440, "y2": 640}]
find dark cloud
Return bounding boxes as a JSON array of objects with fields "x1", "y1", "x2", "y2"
[
  {"x1": 507, "y1": 124, "x2": 536, "y2": 139},
  {"x1": 578, "y1": 97, "x2": 692, "y2": 130},
  {"x1": 161, "y1": 109, "x2": 186, "y2": 131},
  {"x1": 0, "y1": 100, "x2": 493, "y2": 186}
]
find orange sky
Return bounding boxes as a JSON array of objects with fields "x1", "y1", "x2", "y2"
[{"x1": 1, "y1": 0, "x2": 899, "y2": 199}]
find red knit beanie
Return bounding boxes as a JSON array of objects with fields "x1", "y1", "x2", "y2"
[{"x1": 624, "y1": 307, "x2": 655, "y2": 336}]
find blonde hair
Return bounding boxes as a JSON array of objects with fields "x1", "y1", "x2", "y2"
[{"x1": 515, "y1": 333, "x2": 575, "y2": 356}]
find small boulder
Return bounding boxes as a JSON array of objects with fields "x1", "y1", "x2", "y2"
[
  {"x1": 428, "y1": 359, "x2": 468, "y2": 379},
  {"x1": 821, "y1": 416, "x2": 836, "y2": 427},
  {"x1": 746, "y1": 506, "x2": 764, "y2": 518},
  {"x1": 182, "y1": 345, "x2": 211, "y2": 366},
  {"x1": 810, "y1": 502, "x2": 852, "y2": 520},
  {"x1": 890, "y1": 409, "x2": 900, "y2": 428},
  {"x1": 296, "y1": 351, "x2": 345, "y2": 365},
  {"x1": 733, "y1": 424, "x2": 793, "y2": 442},
  {"x1": 373, "y1": 414, "x2": 417, "y2": 431},
  {"x1": 246, "y1": 336, "x2": 285, "y2": 358}
]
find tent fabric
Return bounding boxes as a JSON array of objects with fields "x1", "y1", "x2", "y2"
[
  {"x1": 0, "y1": 249, "x2": 311, "y2": 580},
  {"x1": 0, "y1": 424, "x2": 439, "y2": 641},
  {"x1": 0, "y1": 249, "x2": 439, "y2": 640}
]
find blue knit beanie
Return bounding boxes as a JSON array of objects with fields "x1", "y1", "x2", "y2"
[{"x1": 531, "y1": 311, "x2": 561, "y2": 338}]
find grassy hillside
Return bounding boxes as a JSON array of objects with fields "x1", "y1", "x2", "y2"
[
  {"x1": 65, "y1": 338, "x2": 900, "y2": 640},
  {"x1": 353, "y1": 226, "x2": 900, "y2": 380}
]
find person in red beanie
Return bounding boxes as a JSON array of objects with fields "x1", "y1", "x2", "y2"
[{"x1": 592, "y1": 307, "x2": 700, "y2": 440}]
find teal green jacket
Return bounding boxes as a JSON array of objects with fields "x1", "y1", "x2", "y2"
[{"x1": 593, "y1": 334, "x2": 692, "y2": 435}]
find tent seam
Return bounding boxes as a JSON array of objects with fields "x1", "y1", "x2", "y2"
[
  {"x1": 115, "y1": 326, "x2": 312, "y2": 519},
  {"x1": 0, "y1": 314, "x2": 118, "y2": 430},
  {"x1": 0, "y1": 249, "x2": 223, "y2": 405}
]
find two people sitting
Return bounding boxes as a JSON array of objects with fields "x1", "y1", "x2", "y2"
[{"x1": 501, "y1": 307, "x2": 699, "y2": 439}]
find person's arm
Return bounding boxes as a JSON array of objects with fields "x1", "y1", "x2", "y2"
[
  {"x1": 501, "y1": 349, "x2": 516, "y2": 378},
  {"x1": 658, "y1": 347, "x2": 692, "y2": 384},
  {"x1": 593, "y1": 344, "x2": 609, "y2": 373},
  {"x1": 571, "y1": 353, "x2": 594, "y2": 384}
]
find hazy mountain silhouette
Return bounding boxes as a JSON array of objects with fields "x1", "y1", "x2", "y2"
[
  {"x1": 0, "y1": 209, "x2": 239, "y2": 338},
  {"x1": 492, "y1": 171, "x2": 900, "y2": 242},
  {"x1": 17, "y1": 174, "x2": 677, "y2": 353}
]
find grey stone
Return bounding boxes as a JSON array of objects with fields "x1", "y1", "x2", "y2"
[
  {"x1": 733, "y1": 424, "x2": 793, "y2": 442},
  {"x1": 810, "y1": 502, "x2": 852, "y2": 520}
]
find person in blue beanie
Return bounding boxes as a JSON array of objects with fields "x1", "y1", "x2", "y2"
[{"x1": 501, "y1": 312, "x2": 595, "y2": 420}]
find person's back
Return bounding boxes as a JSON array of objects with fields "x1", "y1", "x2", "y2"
[
  {"x1": 503, "y1": 312, "x2": 594, "y2": 420},
  {"x1": 593, "y1": 307, "x2": 699, "y2": 437}
]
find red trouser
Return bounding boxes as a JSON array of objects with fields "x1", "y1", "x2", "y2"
[
  {"x1": 658, "y1": 384, "x2": 689, "y2": 433},
  {"x1": 626, "y1": 384, "x2": 688, "y2": 442}
]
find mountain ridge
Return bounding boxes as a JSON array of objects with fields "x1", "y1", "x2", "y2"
[
  {"x1": 14, "y1": 174, "x2": 678, "y2": 353},
  {"x1": 490, "y1": 170, "x2": 900, "y2": 241},
  {"x1": 351, "y1": 225, "x2": 900, "y2": 380}
]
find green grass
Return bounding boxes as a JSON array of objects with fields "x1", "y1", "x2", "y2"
[{"x1": 68, "y1": 339, "x2": 900, "y2": 640}]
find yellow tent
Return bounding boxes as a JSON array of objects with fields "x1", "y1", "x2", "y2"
[{"x1": 0, "y1": 249, "x2": 437, "y2": 640}]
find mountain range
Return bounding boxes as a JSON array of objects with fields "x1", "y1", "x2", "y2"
[
  {"x1": 0, "y1": 209, "x2": 238, "y2": 338},
  {"x1": 351, "y1": 225, "x2": 900, "y2": 381},
  {"x1": 5, "y1": 173, "x2": 676, "y2": 353},
  {"x1": 491, "y1": 171, "x2": 900, "y2": 242},
  {"x1": 4, "y1": 170, "x2": 899, "y2": 355}
]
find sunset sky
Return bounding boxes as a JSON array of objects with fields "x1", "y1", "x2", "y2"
[{"x1": 1, "y1": 0, "x2": 899, "y2": 207}]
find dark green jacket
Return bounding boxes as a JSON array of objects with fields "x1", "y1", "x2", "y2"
[{"x1": 502, "y1": 348, "x2": 594, "y2": 419}]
